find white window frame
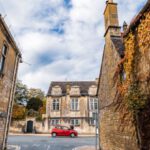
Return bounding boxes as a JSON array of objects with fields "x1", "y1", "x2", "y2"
[
  {"x1": 0, "y1": 45, "x2": 7, "y2": 73},
  {"x1": 89, "y1": 98, "x2": 98, "y2": 111},
  {"x1": 70, "y1": 119, "x2": 80, "y2": 126},
  {"x1": 52, "y1": 99, "x2": 59, "y2": 111},
  {"x1": 51, "y1": 119, "x2": 60, "y2": 126},
  {"x1": 89, "y1": 118, "x2": 95, "y2": 126},
  {"x1": 71, "y1": 98, "x2": 79, "y2": 111}
]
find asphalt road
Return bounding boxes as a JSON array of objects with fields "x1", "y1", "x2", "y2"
[{"x1": 8, "y1": 135, "x2": 96, "y2": 150}]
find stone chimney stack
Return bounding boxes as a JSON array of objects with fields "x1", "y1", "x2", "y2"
[
  {"x1": 123, "y1": 21, "x2": 128, "y2": 32},
  {"x1": 104, "y1": 0, "x2": 121, "y2": 37},
  {"x1": 66, "y1": 84, "x2": 70, "y2": 94}
]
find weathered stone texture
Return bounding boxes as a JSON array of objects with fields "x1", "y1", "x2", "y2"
[
  {"x1": 99, "y1": 41, "x2": 120, "y2": 108},
  {"x1": 123, "y1": 5, "x2": 150, "y2": 149},
  {"x1": 98, "y1": 42, "x2": 138, "y2": 149},
  {"x1": 100, "y1": 105, "x2": 138, "y2": 150},
  {"x1": 0, "y1": 16, "x2": 21, "y2": 149},
  {"x1": 98, "y1": 1, "x2": 150, "y2": 150}
]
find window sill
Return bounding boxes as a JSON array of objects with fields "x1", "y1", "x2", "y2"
[
  {"x1": 70, "y1": 110, "x2": 80, "y2": 112},
  {"x1": 51, "y1": 95, "x2": 62, "y2": 97},
  {"x1": 51, "y1": 110, "x2": 60, "y2": 112},
  {"x1": 71, "y1": 124, "x2": 80, "y2": 127},
  {"x1": 89, "y1": 110, "x2": 97, "y2": 112},
  {"x1": 89, "y1": 124, "x2": 95, "y2": 126},
  {"x1": 70, "y1": 95, "x2": 81, "y2": 97}
]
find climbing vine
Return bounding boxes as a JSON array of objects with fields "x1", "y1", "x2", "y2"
[
  {"x1": 125, "y1": 83, "x2": 148, "y2": 112},
  {"x1": 116, "y1": 10, "x2": 150, "y2": 112}
]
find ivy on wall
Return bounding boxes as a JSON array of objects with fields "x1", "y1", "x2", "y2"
[
  {"x1": 125, "y1": 83, "x2": 148, "y2": 112},
  {"x1": 115, "y1": 10, "x2": 150, "y2": 112}
]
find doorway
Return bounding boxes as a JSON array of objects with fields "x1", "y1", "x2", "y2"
[{"x1": 26, "y1": 120, "x2": 33, "y2": 133}]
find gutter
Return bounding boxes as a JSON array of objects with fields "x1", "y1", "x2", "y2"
[{"x1": 0, "y1": 15, "x2": 22, "y2": 57}]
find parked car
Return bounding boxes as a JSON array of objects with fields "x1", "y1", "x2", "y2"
[{"x1": 51, "y1": 125, "x2": 78, "y2": 137}]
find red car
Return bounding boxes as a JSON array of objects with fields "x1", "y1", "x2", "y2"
[{"x1": 51, "y1": 125, "x2": 78, "y2": 137}]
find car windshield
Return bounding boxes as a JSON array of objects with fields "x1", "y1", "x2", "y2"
[
  {"x1": 55, "y1": 126, "x2": 61, "y2": 129},
  {"x1": 61, "y1": 126, "x2": 69, "y2": 130}
]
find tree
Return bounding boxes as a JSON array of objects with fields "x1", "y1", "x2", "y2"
[
  {"x1": 39, "y1": 99, "x2": 46, "y2": 115},
  {"x1": 12, "y1": 104, "x2": 26, "y2": 120},
  {"x1": 28, "y1": 88, "x2": 45, "y2": 100},
  {"x1": 14, "y1": 80, "x2": 28, "y2": 105},
  {"x1": 26, "y1": 97, "x2": 43, "y2": 111},
  {"x1": 36, "y1": 99, "x2": 46, "y2": 121}
]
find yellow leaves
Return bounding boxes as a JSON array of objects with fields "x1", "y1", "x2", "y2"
[
  {"x1": 12, "y1": 104, "x2": 26, "y2": 120},
  {"x1": 137, "y1": 11, "x2": 150, "y2": 53},
  {"x1": 124, "y1": 33, "x2": 135, "y2": 86},
  {"x1": 39, "y1": 106, "x2": 46, "y2": 115},
  {"x1": 116, "y1": 11, "x2": 149, "y2": 112},
  {"x1": 117, "y1": 84, "x2": 128, "y2": 95}
]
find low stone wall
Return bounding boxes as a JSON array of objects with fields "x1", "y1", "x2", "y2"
[
  {"x1": 10, "y1": 120, "x2": 47, "y2": 134},
  {"x1": 10, "y1": 121, "x2": 25, "y2": 133}
]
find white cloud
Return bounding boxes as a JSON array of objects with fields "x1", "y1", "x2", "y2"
[{"x1": 0, "y1": 0, "x2": 147, "y2": 92}]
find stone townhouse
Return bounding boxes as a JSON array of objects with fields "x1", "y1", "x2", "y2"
[
  {"x1": 46, "y1": 80, "x2": 98, "y2": 134},
  {"x1": 98, "y1": 0, "x2": 150, "y2": 150},
  {"x1": 0, "y1": 15, "x2": 21, "y2": 149}
]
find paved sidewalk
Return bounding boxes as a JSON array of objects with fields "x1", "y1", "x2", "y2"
[{"x1": 73, "y1": 146, "x2": 95, "y2": 150}]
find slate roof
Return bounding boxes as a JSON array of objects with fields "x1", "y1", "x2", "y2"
[
  {"x1": 47, "y1": 81, "x2": 97, "y2": 96},
  {"x1": 111, "y1": 35, "x2": 124, "y2": 57}
]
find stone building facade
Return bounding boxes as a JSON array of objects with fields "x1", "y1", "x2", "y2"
[
  {"x1": 98, "y1": 0, "x2": 150, "y2": 150},
  {"x1": 46, "y1": 81, "x2": 98, "y2": 134},
  {"x1": 0, "y1": 15, "x2": 21, "y2": 149}
]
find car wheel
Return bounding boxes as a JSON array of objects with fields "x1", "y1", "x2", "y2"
[
  {"x1": 70, "y1": 133, "x2": 75, "y2": 138},
  {"x1": 52, "y1": 133, "x2": 57, "y2": 137}
]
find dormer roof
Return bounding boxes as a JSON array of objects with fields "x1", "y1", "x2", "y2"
[{"x1": 47, "y1": 81, "x2": 97, "y2": 96}]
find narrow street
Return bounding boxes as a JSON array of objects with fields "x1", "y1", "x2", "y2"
[{"x1": 8, "y1": 135, "x2": 96, "y2": 150}]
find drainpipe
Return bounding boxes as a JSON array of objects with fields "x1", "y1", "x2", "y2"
[
  {"x1": 97, "y1": 89, "x2": 101, "y2": 150},
  {"x1": 2, "y1": 53, "x2": 20, "y2": 150}
]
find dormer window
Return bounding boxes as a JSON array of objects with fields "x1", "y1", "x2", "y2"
[
  {"x1": 88, "y1": 85, "x2": 97, "y2": 96},
  {"x1": 51, "y1": 86, "x2": 62, "y2": 96},
  {"x1": 0, "y1": 44, "x2": 7, "y2": 73},
  {"x1": 70, "y1": 86, "x2": 80, "y2": 96}
]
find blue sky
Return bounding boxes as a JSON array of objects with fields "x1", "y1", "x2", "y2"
[{"x1": 0, "y1": 0, "x2": 147, "y2": 92}]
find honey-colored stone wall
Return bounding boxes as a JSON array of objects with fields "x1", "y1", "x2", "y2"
[
  {"x1": 98, "y1": 39, "x2": 138, "y2": 149},
  {"x1": 0, "y1": 20, "x2": 20, "y2": 149},
  {"x1": 98, "y1": 2, "x2": 150, "y2": 150}
]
